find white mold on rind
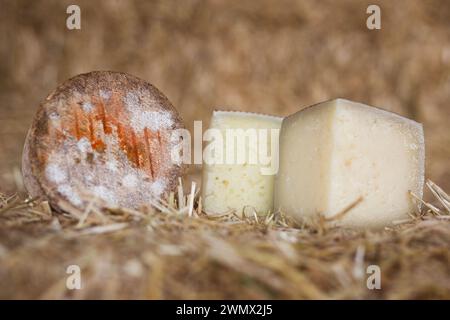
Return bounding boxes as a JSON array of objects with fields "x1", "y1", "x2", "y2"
[{"x1": 22, "y1": 71, "x2": 186, "y2": 213}]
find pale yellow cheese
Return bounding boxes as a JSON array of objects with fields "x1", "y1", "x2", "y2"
[
  {"x1": 202, "y1": 111, "x2": 282, "y2": 215},
  {"x1": 274, "y1": 99, "x2": 425, "y2": 229}
]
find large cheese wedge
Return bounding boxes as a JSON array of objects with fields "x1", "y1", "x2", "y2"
[
  {"x1": 202, "y1": 111, "x2": 282, "y2": 215},
  {"x1": 274, "y1": 99, "x2": 425, "y2": 229}
]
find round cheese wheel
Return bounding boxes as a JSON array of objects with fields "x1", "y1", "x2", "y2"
[{"x1": 22, "y1": 71, "x2": 186, "y2": 212}]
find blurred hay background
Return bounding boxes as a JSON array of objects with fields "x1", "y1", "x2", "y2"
[
  {"x1": 0, "y1": 0, "x2": 450, "y2": 300},
  {"x1": 1, "y1": 0, "x2": 450, "y2": 192}
]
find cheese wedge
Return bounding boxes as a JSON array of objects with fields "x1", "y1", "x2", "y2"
[
  {"x1": 202, "y1": 111, "x2": 282, "y2": 215},
  {"x1": 274, "y1": 99, "x2": 425, "y2": 229}
]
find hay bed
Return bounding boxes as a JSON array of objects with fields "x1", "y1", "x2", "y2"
[{"x1": 0, "y1": 179, "x2": 449, "y2": 299}]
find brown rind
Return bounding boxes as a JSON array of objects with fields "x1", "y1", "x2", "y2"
[{"x1": 22, "y1": 71, "x2": 186, "y2": 212}]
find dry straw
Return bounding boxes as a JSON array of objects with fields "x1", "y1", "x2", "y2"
[{"x1": 0, "y1": 179, "x2": 449, "y2": 299}]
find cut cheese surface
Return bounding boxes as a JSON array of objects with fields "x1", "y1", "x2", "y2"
[
  {"x1": 202, "y1": 111, "x2": 282, "y2": 215},
  {"x1": 274, "y1": 99, "x2": 425, "y2": 229}
]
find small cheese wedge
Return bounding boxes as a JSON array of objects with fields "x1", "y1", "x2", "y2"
[
  {"x1": 202, "y1": 111, "x2": 282, "y2": 215},
  {"x1": 274, "y1": 99, "x2": 425, "y2": 229}
]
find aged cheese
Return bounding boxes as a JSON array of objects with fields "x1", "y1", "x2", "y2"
[
  {"x1": 202, "y1": 111, "x2": 282, "y2": 215},
  {"x1": 22, "y1": 71, "x2": 185, "y2": 213},
  {"x1": 274, "y1": 99, "x2": 425, "y2": 229}
]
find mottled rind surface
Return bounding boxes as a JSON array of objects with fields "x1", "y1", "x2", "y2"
[{"x1": 22, "y1": 71, "x2": 186, "y2": 212}]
